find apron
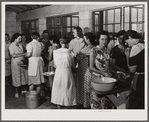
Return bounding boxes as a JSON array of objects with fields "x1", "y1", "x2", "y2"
[{"x1": 28, "y1": 57, "x2": 43, "y2": 76}]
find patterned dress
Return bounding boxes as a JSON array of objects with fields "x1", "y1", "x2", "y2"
[
  {"x1": 9, "y1": 42, "x2": 28, "y2": 87},
  {"x1": 90, "y1": 46, "x2": 114, "y2": 109},
  {"x1": 76, "y1": 45, "x2": 93, "y2": 108}
]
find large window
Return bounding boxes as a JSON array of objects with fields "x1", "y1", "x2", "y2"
[
  {"x1": 93, "y1": 4, "x2": 144, "y2": 35},
  {"x1": 21, "y1": 19, "x2": 39, "y2": 35},
  {"x1": 47, "y1": 13, "x2": 79, "y2": 39},
  {"x1": 123, "y1": 4, "x2": 144, "y2": 33},
  {"x1": 93, "y1": 8, "x2": 122, "y2": 34}
]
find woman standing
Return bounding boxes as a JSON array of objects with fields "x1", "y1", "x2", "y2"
[
  {"x1": 89, "y1": 31, "x2": 113, "y2": 109},
  {"x1": 68, "y1": 26, "x2": 85, "y2": 108},
  {"x1": 21, "y1": 34, "x2": 28, "y2": 52},
  {"x1": 76, "y1": 32, "x2": 96, "y2": 108},
  {"x1": 69, "y1": 26, "x2": 85, "y2": 57},
  {"x1": 47, "y1": 35, "x2": 60, "y2": 93},
  {"x1": 5, "y1": 33, "x2": 11, "y2": 85},
  {"x1": 110, "y1": 30, "x2": 130, "y2": 78},
  {"x1": 26, "y1": 32, "x2": 45, "y2": 95},
  {"x1": 51, "y1": 38, "x2": 76, "y2": 109},
  {"x1": 9, "y1": 33, "x2": 27, "y2": 98}
]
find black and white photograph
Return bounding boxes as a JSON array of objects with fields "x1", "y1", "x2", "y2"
[{"x1": 1, "y1": 1, "x2": 148, "y2": 121}]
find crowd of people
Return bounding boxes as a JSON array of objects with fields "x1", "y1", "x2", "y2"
[{"x1": 5, "y1": 26, "x2": 145, "y2": 109}]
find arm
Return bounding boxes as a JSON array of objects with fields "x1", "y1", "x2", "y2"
[
  {"x1": 110, "y1": 58, "x2": 127, "y2": 74},
  {"x1": 25, "y1": 44, "x2": 32, "y2": 58},
  {"x1": 71, "y1": 56, "x2": 75, "y2": 69},
  {"x1": 25, "y1": 52, "x2": 32, "y2": 58},
  {"x1": 48, "y1": 46, "x2": 53, "y2": 61},
  {"x1": 125, "y1": 48, "x2": 131, "y2": 70},
  {"x1": 10, "y1": 53, "x2": 25, "y2": 58},
  {"x1": 9, "y1": 46, "x2": 25, "y2": 58}
]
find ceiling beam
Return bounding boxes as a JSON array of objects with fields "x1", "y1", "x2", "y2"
[
  {"x1": 6, "y1": 7, "x2": 19, "y2": 13},
  {"x1": 11, "y1": 5, "x2": 28, "y2": 10},
  {"x1": 6, "y1": 5, "x2": 24, "y2": 12}
]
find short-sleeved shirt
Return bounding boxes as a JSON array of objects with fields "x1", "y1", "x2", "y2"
[
  {"x1": 110, "y1": 46, "x2": 129, "y2": 71},
  {"x1": 69, "y1": 38, "x2": 85, "y2": 56},
  {"x1": 129, "y1": 42, "x2": 145, "y2": 73}
]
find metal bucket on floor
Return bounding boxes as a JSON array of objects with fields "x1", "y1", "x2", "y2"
[{"x1": 25, "y1": 90, "x2": 39, "y2": 109}]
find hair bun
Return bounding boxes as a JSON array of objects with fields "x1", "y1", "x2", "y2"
[{"x1": 59, "y1": 38, "x2": 69, "y2": 44}]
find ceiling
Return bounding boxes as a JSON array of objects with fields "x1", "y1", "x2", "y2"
[{"x1": 6, "y1": 5, "x2": 51, "y2": 14}]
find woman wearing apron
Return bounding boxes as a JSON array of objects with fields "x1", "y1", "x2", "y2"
[{"x1": 26, "y1": 32, "x2": 45, "y2": 95}]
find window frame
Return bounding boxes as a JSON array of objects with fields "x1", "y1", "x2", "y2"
[
  {"x1": 21, "y1": 19, "x2": 39, "y2": 35},
  {"x1": 123, "y1": 4, "x2": 144, "y2": 33},
  {"x1": 92, "y1": 4, "x2": 144, "y2": 34},
  {"x1": 92, "y1": 7, "x2": 122, "y2": 34},
  {"x1": 46, "y1": 12, "x2": 79, "y2": 38}
]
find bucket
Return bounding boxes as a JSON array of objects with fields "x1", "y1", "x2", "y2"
[{"x1": 25, "y1": 90, "x2": 39, "y2": 109}]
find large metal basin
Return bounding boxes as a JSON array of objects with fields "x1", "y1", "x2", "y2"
[{"x1": 91, "y1": 77, "x2": 117, "y2": 91}]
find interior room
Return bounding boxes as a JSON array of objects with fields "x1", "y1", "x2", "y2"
[{"x1": 4, "y1": 2, "x2": 146, "y2": 110}]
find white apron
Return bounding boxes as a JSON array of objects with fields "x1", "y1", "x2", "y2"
[{"x1": 28, "y1": 57, "x2": 43, "y2": 76}]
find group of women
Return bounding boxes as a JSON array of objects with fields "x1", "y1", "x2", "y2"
[{"x1": 5, "y1": 26, "x2": 145, "y2": 109}]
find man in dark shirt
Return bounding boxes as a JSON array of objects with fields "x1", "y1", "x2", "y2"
[{"x1": 40, "y1": 30, "x2": 51, "y2": 72}]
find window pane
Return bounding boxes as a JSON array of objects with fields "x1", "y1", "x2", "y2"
[
  {"x1": 36, "y1": 20, "x2": 39, "y2": 28},
  {"x1": 138, "y1": 9, "x2": 143, "y2": 22},
  {"x1": 95, "y1": 26, "x2": 98, "y2": 33},
  {"x1": 124, "y1": 7, "x2": 129, "y2": 22},
  {"x1": 115, "y1": 9, "x2": 120, "y2": 23},
  {"x1": 103, "y1": 11, "x2": 106, "y2": 24},
  {"x1": 63, "y1": 28, "x2": 71, "y2": 36},
  {"x1": 132, "y1": 23, "x2": 137, "y2": 31},
  {"x1": 22, "y1": 22, "x2": 26, "y2": 29},
  {"x1": 95, "y1": 14, "x2": 98, "y2": 25},
  {"x1": 31, "y1": 21, "x2": 35, "y2": 29},
  {"x1": 26, "y1": 22, "x2": 29, "y2": 29},
  {"x1": 103, "y1": 25, "x2": 106, "y2": 31},
  {"x1": 115, "y1": 24, "x2": 120, "y2": 33},
  {"x1": 66, "y1": 28, "x2": 71, "y2": 33},
  {"x1": 48, "y1": 18, "x2": 52, "y2": 27},
  {"x1": 63, "y1": 17, "x2": 71, "y2": 27},
  {"x1": 51, "y1": 18, "x2": 55, "y2": 27},
  {"x1": 108, "y1": 25, "x2": 113, "y2": 32},
  {"x1": 108, "y1": 10, "x2": 114, "y2": 23},
  {"x1": 124, "y1": 23, "x2": 129, "y2": 31},
  {"x1": 137, "y1": 23, "x2": 143, "y2": 33},
  {"x1": 72, "y1": 17, "x2": 78, "y2": 26},
  {"x1": 131, "y1": 8, "x2": 137, "y2": 22},
  {"x1": 55, "y1": 17, "x2": 60, "y2": 27}
]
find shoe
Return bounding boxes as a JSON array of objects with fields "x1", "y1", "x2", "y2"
[{"x1": 15, "y1": 93, "x2": 19, "y2": 98}]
